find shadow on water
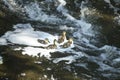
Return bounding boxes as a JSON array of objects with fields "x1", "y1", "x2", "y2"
[
  {"x1": 0, "y1": 46, "x2": 72, "y2": 80},
  {"x1": 0, "y1": 46, "x2": 45, "y2": 80},
  {"x1": 0, "y1": 46, "x2": 91, "y2": 80},
  {"x1": 79, "y1": 0, "x2": 120, "y2": 48}
]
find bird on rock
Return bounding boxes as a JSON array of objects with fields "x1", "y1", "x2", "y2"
[
  {"x1": 60, "y1": 38, "x2": 73, "y2": 48},
  {"x1": 45, "y1": 39, "x2": 57, "y2": 49},
  {"x1": 38, "y1": 38, "x2": 50, "y2": 44},
  {"x1": 57, "y1": 31, "x2": 66, "y2": 43}
]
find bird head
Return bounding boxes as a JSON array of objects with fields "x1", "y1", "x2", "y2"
[
  {"x1": 45, "y1": 38, "x2": 50, "y2": 43},
  {"x1": 68, "y1": 38, "x2": 73, "y2": 43},
  {"x1": 62, "y1": 31, "x2": 66, "y2": 36}
]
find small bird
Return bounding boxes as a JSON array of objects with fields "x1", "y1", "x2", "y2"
[
  {"x1": 58, "y1": 31, "x2": 66, "y2": 43},
  {"x1": 61, "y1": 38, "x2": 73, "y2": 48},
  {"x1": 45, "y1": 39, "x2": 57, "y2": 49},
  {"x1": 37, "y1": 38, "x2": 50, "y2": 44}
]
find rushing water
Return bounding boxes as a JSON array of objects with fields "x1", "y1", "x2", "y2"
[{"x1": 0, "y1": 0, "x2": 120, "y2": 80}]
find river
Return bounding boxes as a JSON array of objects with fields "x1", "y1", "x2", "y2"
[{"x1": 0, "y1": 0, "x2": 120, "y2": 80}]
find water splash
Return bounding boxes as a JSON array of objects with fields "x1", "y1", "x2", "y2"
[
  {"x1": 24, "y1": 2, "x2": 62, "y2": 24},
  {"x1": 0, "y1": 23, "x2": 75, "y2": 59},
  {"x1": 3, "y1": 0, "x2": 24, "y2": 11},
  {"x1": 0, "y1": 56, "x2": 3, "y2": 64},
  {"x1": 104, "y1": 0, "x2": 120, "y2": 15},
  {"x1": 0, "y1": 0, "x2": 120, "y2": 79}
]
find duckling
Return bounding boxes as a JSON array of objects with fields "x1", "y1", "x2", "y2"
[
  {"x1": 58, "y1": 31, "x2": 66, "y2": 43},
  {"x1": 61, "y1": 38, "x2": 73, "y2": 48},
  {"x1": 45, "y1": 39, "x2": 57, "y2": 49},
  {"x1": 38, "y1": 38, "x2": 50, "y2": 44}
]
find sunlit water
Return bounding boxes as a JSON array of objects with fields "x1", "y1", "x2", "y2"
[{"x1": 0, "y1": 0, "x2": 120, "y2": 80}]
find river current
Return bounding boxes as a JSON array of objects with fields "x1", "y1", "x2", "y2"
[{"x1": 0, "y1": 0, "x2": 120, "y2": 80}]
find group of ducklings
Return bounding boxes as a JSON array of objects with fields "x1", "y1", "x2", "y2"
[{"x1": 37, "y1": 31, "x2": 73, "y2": 49}]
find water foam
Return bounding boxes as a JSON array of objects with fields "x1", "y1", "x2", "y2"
[
  {"x1": 53, "y1": 52, "x2": 87, "y2": 64},
  {"x1": 3, "y1": 0, "x2": 15, "y2": 10},
  {"x1": 114, "y1": 15, "x2": 120, "y2": 25},
  {"x1": 0, "y1": 56, "x2": 3, "y2": 64},
  {"x1": 24, "y1": 2, "x2": 62, "y2": 24},
  {"x1": 104, "y1": 0, "x2": 120, "y2": 14},
  {"x1": 59, "y1": 25, "x2": 74, "y2": 31},
  {"x1": 0, "y1": 23, "x2": 76, "y2": 59},
  {"x1": 1, "y1": 0, "x2": 115, "y2": 66},
  {"x1": 3, "y1": 0, "x2": 23, "y2": 11},
  {"x1": 0, "y1": 38, "x2": 7, "y2": 45},
  {"x1": 1, "y1": 24, "x2": 58, "y2": 46}
]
